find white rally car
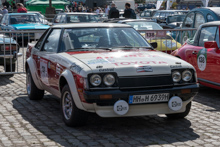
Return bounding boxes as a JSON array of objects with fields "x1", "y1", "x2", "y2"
[{"x1": 26, "y1": 23, "x2": 199, "y2": 127}]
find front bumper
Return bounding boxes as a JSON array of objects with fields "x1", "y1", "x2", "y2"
[{"x1": 82, "y1": 84, "x2": 199, "y2": 117}]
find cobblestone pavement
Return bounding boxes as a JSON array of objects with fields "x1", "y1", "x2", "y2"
[{"x1": 0, "y1": 73, "x2": 220, "y2": 147}]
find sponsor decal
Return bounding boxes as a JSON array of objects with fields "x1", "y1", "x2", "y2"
[
  {"x1": 197, "y1": 48, "x2": 207, "y2": 71},
  {"x1": 136, "y1": 66, "x2": 153, "y2": 73},
  {"x1": 70, "y1": 63, "x2": 83, "y2": 74},
  {"x1": 88, "y1": 57, "x2": 109, "y2": 64},
  {"x1": 112, "y1": 61, "x2": 167, "y2": 66},
  {"x1": 99, "y1": 68, "x2": 114, "y2": 72},
  {"x1": 96, "y1": 65, "x2": 103, "y2": 69},
  {"x1": 48, "y1": 62, "x2": 56, "y2": 71},
  {"x1": 168, "y1": 96, "x2": 183, "y2": 111},
  {"x1": 170, "y1": 65, "x2": 182, "y2": 68},
  {"x1": 56, "y1": 64, "x2": 63, "y2": 76},
  {"x1": 113, "y1": 100, "x2": 129, "y2": 115},
  {"x1": 40, "y1": 59, "x2": 49, "y2": 85}
]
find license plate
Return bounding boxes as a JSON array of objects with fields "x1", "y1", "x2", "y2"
[{"x1": 129, "y1": 93, "x2": 169, "y2": 104}]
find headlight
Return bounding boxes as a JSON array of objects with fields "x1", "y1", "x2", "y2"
[
  {"x1": 90, "y1": 74, "x2": 102, "y2": 86},
  {"x1": 182, "y1": 70, "x2": 192, "y2": 82},
  {"x1": 103, "y1": 74, "x2": 115, "y2": 86},
  {"x1": 172, "y1": 71, "x2": 181, "y2": 82}
]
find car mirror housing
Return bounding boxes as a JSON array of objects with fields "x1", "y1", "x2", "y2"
[
  {"x1": 204, "y1": 41, "x2": 219, "y2": 49},
  {"x1": 150, "y1": 42, "x2": 157, "y2": 48}
]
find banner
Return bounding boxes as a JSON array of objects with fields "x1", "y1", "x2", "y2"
[
  {"x1": 201, "y1": 0, "x2": 209, "y2": 7},
  {"x1": 156, "y1": 0, "x2": 164, "y2": 10},
  {"x1": 166, "y1": 0, "x2": 174, "y2": 10}
]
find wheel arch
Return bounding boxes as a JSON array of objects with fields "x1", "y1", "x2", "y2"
[
  {"x1": 59, "y1": 69, "x2": 86, "y2": 111},
  {"x1": 26, "y1": 57, "x2": 44, "y2": 90}
]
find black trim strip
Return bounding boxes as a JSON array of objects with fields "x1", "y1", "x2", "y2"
[{"x1": 198, "y1": 78, "x2": 220, "y2": 87}]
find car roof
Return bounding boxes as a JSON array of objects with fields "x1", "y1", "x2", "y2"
[
  {"x1": 58, "y1": 12, "x2": 97, "y2": 15},
  {"x1": 119, "y1": 19, "x2": 154, "y2": 23},
  {"x1": 191, "y1": 7, "x2": 220, "y2": 18},
  {"x1": 201, "y1": 21, "x2": 220, "y2": 27},
  {"x1": 156, "y1": 10, "x2": 189, "y2": 12},
  {"x1": 51, "y1": 23, "x2": 132, "y2": 28},
  {"x1": 7, "y1": 13, "x2": 37, "y2": 15}
]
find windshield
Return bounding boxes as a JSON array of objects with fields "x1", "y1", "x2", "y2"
[
  {"x1": 126, "y1": 22, "x2": 163, "y2": 30},
  {"x1": 67, "y1": 14, "x2": 99, "y2": 23},
  {"x1": 10, "y1": 15, "x2": 40, "y2": 24},
  {"x1": 60, "y1": 27, "x2": 151, "y2": 52},
  {"x1": 168, "y1": 15, "x2": 185, "y2": 23}
]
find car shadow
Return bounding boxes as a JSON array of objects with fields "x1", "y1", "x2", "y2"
[
  {"x1": 12, "y1": 95, "x2": 199, "y2": 146},
  {"x1": 0, "y1": 75, "x2": 15, "y2": 86},
  {"x1": 194, "y1": 85, "x2": 220, "y2": 112}
]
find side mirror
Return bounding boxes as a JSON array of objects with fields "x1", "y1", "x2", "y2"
[
  {"x1": 204, "y1": 41, "x2": 219, "y2": 49},
  {"x1": 150, "y1": 42, "x2": 157, "y2": 48}
]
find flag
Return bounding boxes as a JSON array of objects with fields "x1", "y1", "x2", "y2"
[{"x1": 156, "y1": 0, "x2": 164, "y2": 10}]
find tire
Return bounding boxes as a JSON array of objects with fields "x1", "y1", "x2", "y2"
[
  {"x1": 166, "y1": 102, "x2": 191, "y2": 119},
  {"x1": 5, "y1": 63, "x2": 15, "y2": 72},
  {"x1": 61, "y1": 84, "x2": 88, "y2": 127},
  {"x1": 26, "y1": 68, "x2": 44, "y2": 100}
]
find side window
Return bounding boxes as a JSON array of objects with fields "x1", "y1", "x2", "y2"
[
  {"x1": 153, "y1": 12, "x2": 160, "y2": 18},
  {"x1": 141, "y1": 12, "x2": 145, "y2": 17},
  {"x1": 198, "y1": 26, "x2": 217, "y2": 47},
  {"x1": 35, "y1": 29, "x2": 49, "y2": 50},
  {"x1": 183, "y1": 12, "x2": 195, "y2": 28},
  {"x1": 194, "y1": 13, "x2": 205, "y2": 28},
  {"x1": 160, "y1": 13, "x2": 165, "y2": 19},
  {"x1": 43, "y1": 29, "x2": 61, "y2": 52},
  {"x1": 54, "y1": 15, "x2": 61, "y2": 23},
  {"x1": 60, "y1": 15, "x2": 66, "y2": 23},
  {"x1": 207, "y1": 14, "x2": 214, "y2": 22},
  {"x1": 215, "y1": 27, "x2": 219, "y2": 47}
]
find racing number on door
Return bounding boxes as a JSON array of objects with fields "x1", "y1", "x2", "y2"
[{"x1": 40, "y1": 58, "x2": 49, "y2": 85}]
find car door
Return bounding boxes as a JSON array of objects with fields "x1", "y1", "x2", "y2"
[
  {"x1": 210, "y1": 26, "x2": 220, "y2": 84},
  {"x1": 186, "y1": 26, "x2": 218, "y2": 82},
  {"x1": 32, "y1": 29, "x2": 50, "y2": 80},
  {"x1": 39, "y1": 29, "x2": 62, "y2": 89}
]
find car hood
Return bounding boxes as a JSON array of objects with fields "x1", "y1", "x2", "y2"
[
  {"x1": 11, "y1": 24, "x2": 49, "y2": 30},
  {"x1": 63, "y1": 50, "x2": 193, "y2": 76},
  {"x1": 0, "y1": 34, "x2": 17, "y2": 44}
]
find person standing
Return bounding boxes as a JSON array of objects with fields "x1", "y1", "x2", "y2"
[
  {"x1": 17, "y1": 3, "x2": 27, "y2": 13},
  {"x1": 104, "y1": 5, "x2": 109, "y2": 15},
  {"x1": 2, "y1": 6, "x2": 8, "y2": 15},
  {"x1": 108, "y1": 3, "x2": 119, "y2": 19},
  {"x1": 95, "y1": 7, "x2": 100, "y2": 14},
  {"x1": 123, "y1": 3, "x2": 136, "y2": 19}
]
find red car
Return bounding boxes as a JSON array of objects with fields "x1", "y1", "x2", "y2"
[{"x1": 172, "y1": 21, "x2": 220, "y2": 90}]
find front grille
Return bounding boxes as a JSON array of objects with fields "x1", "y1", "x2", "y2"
[{"x1": 118, "y1": 75, "x2": 173, "y2": 89}]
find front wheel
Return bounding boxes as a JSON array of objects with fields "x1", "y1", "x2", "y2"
[
  {"x1": 61, "y1": 84, "x2": 88, "y2": 127},
  {"x1": 26, "y1": 68, "x2": 44, "y2": 100},
  {"x1": 166, "y1": 102, "x2": 191, "y2": 119}
]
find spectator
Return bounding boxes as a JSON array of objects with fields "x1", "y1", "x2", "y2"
[
  {"x1": 108, "y1": 3, "x2": 119, "y2": 19},
  {"x1": 12, "y1": 3, "x2": 16, "y2": 10},
  {"x1": 123, "y1": 3, "x2": 136, "y2": 19},
  {"x1": 105, "y1": 5, "x2": 110, "y2": 15},
  {"x1": 17, "y1": 3, "x2": 27, "y2": 13},
  {"x1": 2, "y1": 6, "x2": 8, "y2": 15},
  {"x1": 77, "y1": 7, "x2": 82, "y2": 12},
  {"x1": 95, "y1": 7, "x2": 100, "y2": 14}
]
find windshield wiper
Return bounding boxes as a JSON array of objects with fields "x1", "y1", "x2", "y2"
[
  {"x1": 112, "y1": 46, "x2": 154, "y2": 50},
  {"x1": 66, "y1": 47, "x2": 112, "y2": 52}
]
